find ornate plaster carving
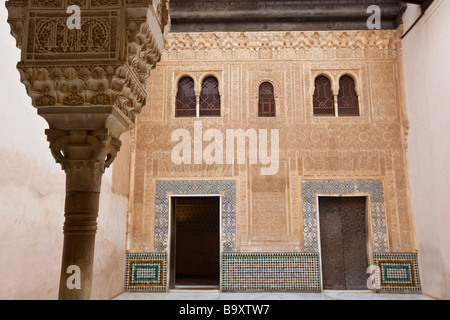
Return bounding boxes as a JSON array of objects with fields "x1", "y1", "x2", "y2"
[
  {"x1": 164, "y1": 30, "x2": 397, "y2": 61},
  {"x1": 6, "y1": 0, "x2": 170, "y2": 125}
]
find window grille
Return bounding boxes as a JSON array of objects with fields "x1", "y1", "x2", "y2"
[
  {"x1": 313, "y1": 75, "x2": 335, "y2": 116},
  {"x1": 258, "y1": 82, "x2": 276, "y2": 117},
  {"x1": 338, "y1": 75, "x2": 359, "y2": 116},
  {"x1": 199, "y1": 76, "x2": 221, "y2": 117},
  {"x1": 176, "y1": 77, "x2": 196, "y2": 118}
]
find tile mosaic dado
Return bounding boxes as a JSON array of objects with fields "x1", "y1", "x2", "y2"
[
  {"x1": 125, "y1": 253, "x2": 167, "y2": 291},
  {"x1": 154, "y1": 180, "x2": 237, "y2": 252},
  {"x1": 124, "y1": 252, "x2": 421, "y2": 293},
  {"x1": 222, "y1": 252, "x2": 321, "y2": 292},
  {"x1": 301, "y1": 179, "x2": 389, "y2": 253},
  {"x1": 374, "y1": 253, "x2": 421, "y2": 292}
]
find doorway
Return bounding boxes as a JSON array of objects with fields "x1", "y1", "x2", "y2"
[
  {"x1": 170, "y1": 196, "x2": 221, "y2": 289},
  {"x1": 319, "y1": 197, "x2": 369, "y2": 290}
]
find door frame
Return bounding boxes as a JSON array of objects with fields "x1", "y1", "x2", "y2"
[
  {"x1": 168, "y1": 194, "x2": 223, "y2": 290},
  {"x1": 316, "y1": 194, "x2": 375, "y2": 292}
]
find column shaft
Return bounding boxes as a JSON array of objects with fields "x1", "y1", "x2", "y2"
[{"x1": 58, "y1": 189, "x2": 100, "y2": 300}]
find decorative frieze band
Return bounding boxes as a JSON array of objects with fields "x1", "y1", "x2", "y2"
[{"x1": 164, "y1": 30, "x2": 398, "y2": 61}]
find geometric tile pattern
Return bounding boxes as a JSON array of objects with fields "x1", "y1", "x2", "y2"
[
  {"x1": 301, "y1": 179, "x2": 389, "y2": 253},
  {"x1": 154, "y1": 180, "x2": 237, "y2": 252},
  {"x1": 374, "y1": 253, "x2": 421, "y2": 292},
  {"x1": 125, "y1": 253, "x2": 168, "y2": 291},
  {"x1": 222, "y1": 252, "x2": 321, "y2": 292},
  {"x1": 124, "y1": 252, "x2": 420, "y2": 293}
]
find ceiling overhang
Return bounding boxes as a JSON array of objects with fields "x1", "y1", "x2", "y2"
[{"x1": 169, "y1": 0, "x2": 407, "y2": 32}]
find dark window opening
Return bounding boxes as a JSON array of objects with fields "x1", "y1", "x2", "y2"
[
  {"x1": 313, "y1": 75, "x2": 335, "y2": 116},
  {"x1": 338, "y1": 75, "x2": 360, "y2": 116},
  {"x1": 176, "y1": 77, "x2": 196, "y2": 118},
  {"x1": 258, "y1": 82, "x2": 276, "y2": 117},
  {"x1": 200, "y1": 76, "x2": 221, "y2": 117}
]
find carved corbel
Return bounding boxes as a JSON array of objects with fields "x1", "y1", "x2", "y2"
[
  {"x1": 120, "y1": 2, "x2": 169, "y2": 121},
  {"x1": 5, "y1": 0, "x2": 27, "y2": 49}
]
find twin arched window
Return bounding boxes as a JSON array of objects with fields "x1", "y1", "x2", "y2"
[
  {"x1": 313, "y1": 75, "x2": 360, "y2": 117},
  {"x1": 175, "y1": 76, "x2": 221, "y2": 118},
  {"x1": 176, "y1": 75, "x2": 359, "y2": 118}
]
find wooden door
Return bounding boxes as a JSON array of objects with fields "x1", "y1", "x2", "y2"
[{"x1": 319, "y1": 197, "x2": 368, "y2": 290}]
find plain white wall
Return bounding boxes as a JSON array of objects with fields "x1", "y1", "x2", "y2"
[{"x1": 402, "y1": 0, "x2": 450, "y2": 300}]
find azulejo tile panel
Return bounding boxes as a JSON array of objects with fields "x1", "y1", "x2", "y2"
[
  {"x1": 125, "y1": 253, "x2": 167, "y2": 291},
  {"x1": 374, "y1": 253, "x2": 421, "y2": 292},
  {"x1": 301, "y1": 179, "x2": 389, "y2": 253},
  {"x1": 222, "y1": 252, "x2": 321, "y2": 292},
  {"x1": 154, "y1": 180, "x2": 237, "y2": 252}
]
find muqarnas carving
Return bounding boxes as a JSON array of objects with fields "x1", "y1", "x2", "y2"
[{"x1": 19, "y1": 66, "x2": 127, "y2": 108}]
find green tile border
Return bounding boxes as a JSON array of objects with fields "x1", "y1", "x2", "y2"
[
  {"x1": 125, "y1": 253, "x2": 167, "y2": 291},
  {"x1": 374, "y1": 252, "x2": 421, "y2": 292}
]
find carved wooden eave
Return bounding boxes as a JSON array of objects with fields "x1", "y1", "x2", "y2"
[
  {"x1": 169, "y1": 0, "x2": 406, "y2": 32},
  {"x1": 6, "y1": 0, "x2": 171, "y2": 139}
]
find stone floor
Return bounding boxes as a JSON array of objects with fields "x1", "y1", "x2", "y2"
[{"x1": 113, "y1": 290, "x2": 434, "y2": 300}]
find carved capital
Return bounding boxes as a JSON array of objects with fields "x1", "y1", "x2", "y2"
[
  {"x1": 45, "y1": 128, "x2": 121, "y2": 192},
  {"x1": 38, "y1": 105, "x2": 126, "y2": 191}
]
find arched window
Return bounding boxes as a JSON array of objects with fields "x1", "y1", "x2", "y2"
[
  {"x1": 200, "y1": 76, "x2": 221, "y2": 117},
  {"x1": 338, "y1": 75, "x2": 359, "y2": 116},
  {"x1": 258, "y1": 82, "x2": 276, "y2": 117},
  {"x1": 176, "y1": 77, "x2": 196, "y2": 117},
  {"x1": 313, "y1": 75, "x2": 335, "y2": 116}
]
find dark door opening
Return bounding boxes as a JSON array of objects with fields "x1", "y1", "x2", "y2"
[
  {"x1": 319, "y1": 197, "x2": 369, "y2": 290},
  {"x1": 170, "y1": 197, "x2": 220, "y2": 289}
]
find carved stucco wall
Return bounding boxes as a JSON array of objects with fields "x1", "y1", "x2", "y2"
[{"x1": 128, "y1": 29, "x2": 416, "y2": 255}]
